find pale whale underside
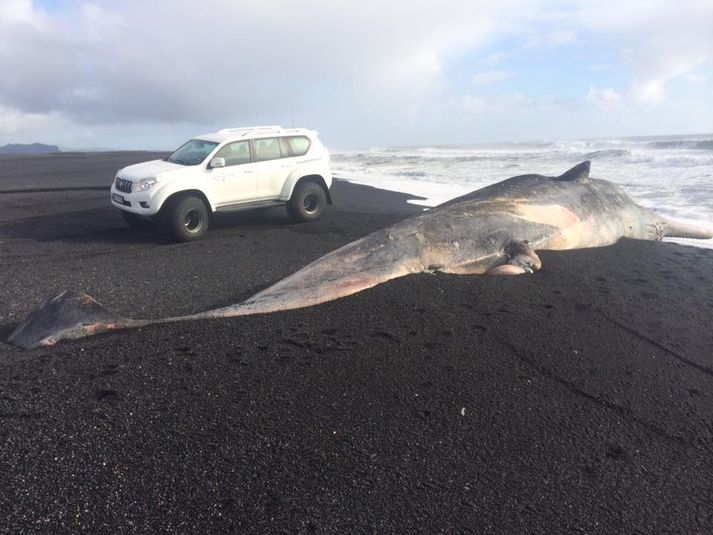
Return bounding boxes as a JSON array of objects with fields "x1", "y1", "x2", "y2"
[{"x1": 8, "y1": 161, "x2": 712, "y2": 349}]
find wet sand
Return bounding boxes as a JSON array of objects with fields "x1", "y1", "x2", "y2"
[{"x1": 1, "y1": 152, "x2": 712, "y2": 533}]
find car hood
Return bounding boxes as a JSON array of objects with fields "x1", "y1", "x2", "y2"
[{"x1": 117, "y1": 159, "x2": 188, "y2": 179}]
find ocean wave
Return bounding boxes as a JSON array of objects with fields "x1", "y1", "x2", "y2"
[
  {"x1": 647, "y1": 139, "x2": 713, "y2": 151},
  {"x1": 584, "y1": 149, "x2": 630, "y2": 159},
  {"x1": 331, "y1": 134, "x2": 713, "y2": 248}
]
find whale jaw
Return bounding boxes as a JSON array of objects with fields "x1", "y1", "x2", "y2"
[{"x1": 661, "y1": 218, "x2": 713, "y2": 240}]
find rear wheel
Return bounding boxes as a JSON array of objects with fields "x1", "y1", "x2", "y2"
[
  {"x1": 164, "y1": 196, "x2": 210, "y2": 242},
  {"x1": 287, "y1": 182, "x2": 327, "y2": 222}
]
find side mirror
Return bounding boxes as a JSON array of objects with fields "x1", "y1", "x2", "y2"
[{"x1": 210, "y1": 157, "x2": 226, "y2": 169}]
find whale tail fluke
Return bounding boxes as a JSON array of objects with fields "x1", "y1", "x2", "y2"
[{"x1": 7, "y1": 290, "x2": 140, "y2": 349}]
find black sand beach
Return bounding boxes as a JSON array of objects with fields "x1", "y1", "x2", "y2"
[{"x1": 1, "y1": 152, "x2": 712, "y2": 533}]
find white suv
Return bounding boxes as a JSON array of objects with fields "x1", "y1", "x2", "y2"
[{"x1": 111, "y1": 126, "x2": 333, "y2": 241}]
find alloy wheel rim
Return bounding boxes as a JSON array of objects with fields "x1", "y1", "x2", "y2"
[
  {"x1": 303, "y1": 194, "x2": 319, "y2": 214},
  {"x1": 184, "y1": 210, "x2": 203, "y2": 232}
]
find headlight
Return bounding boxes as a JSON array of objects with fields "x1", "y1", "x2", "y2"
[{"x1": 132, "y1": 177, "x2": 158, "y2": 192}]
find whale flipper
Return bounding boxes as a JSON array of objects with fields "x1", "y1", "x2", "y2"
[{"x1": 485, "y1": 241, "x2": 543, "y2": 275}]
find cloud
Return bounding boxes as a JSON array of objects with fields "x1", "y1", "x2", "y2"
[
  {"x1": 630, "y1": 80, "x2": 665, "y2": 105},
  {"x1": 471, "y1": 70, "x2": 513, "y2": 85},
  {"x1": 687, "y1": 72, "x2": 707, "y2": 84},
  {"x1": 0, "y1": 0, "x2": 523, "y2": 126},
  {"x1": 457, "y1": 93, "x2": 571, "y2": 114},
  {"x1": 564, "y1": 0, "x2": 713, "y2": 105},
  {"x1": 0, "y1": 0, "x2": 43, "y2": 25},
  {"x1": 459, "y1": 95, "x2": 491, "y2": 114},
  {"x1": 523, "y1": 29, "x2": 578, "y2": 49},
  {"x1": 484, "y1": 51, "x2": 511, "y2": 66},
  {"x1": 587, "y1": 86, "x2": 623, "y2": 111},
  {"x1": 0, "y1": 0, "x2": 710, "y2": 147},
  {"x1": 0, "y1": 105, "x2": 63, "y2": 135},
  {"x1": 546, "y1": 30, "x2": 578, "y2": 46}
]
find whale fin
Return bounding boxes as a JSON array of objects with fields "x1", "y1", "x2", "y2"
[
  {"x1": 487, "y1": 241, "x2": 543, "y2": 276},
  {"x1": 7, "y1": 290, "x2": 142, "y2": 349},
  {"x1": 487, "y1": 264, "x2": 529, "y2": 275},
  {"x1": 556, "y1": 161, "x2": 590, "y2": 183}
]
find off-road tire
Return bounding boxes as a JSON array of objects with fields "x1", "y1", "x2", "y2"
[
  {"x1": 165, "y1": 196, "x2": 210, "y2": 242},
  {"x1": 287, "y1": 182, "x2": 327, "y2": 222}
]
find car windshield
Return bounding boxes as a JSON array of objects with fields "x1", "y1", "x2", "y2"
[{"x1": 166, "y1": 139, "x2": 219, "y2": 166}]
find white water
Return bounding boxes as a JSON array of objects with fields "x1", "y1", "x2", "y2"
[{"x1": 331, "y1": 134, "x2": 713, "y2": 249}]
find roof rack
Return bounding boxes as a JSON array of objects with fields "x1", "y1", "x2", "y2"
[{"x1": 218, "y1": 125, "x2": 283, "y2": 135}]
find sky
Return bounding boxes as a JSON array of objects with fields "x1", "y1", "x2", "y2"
[{"x1": 0, "y1": 0, "x2": 712, "y2": 150}]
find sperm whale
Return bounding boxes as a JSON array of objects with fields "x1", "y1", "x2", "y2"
[{"x1": 8, "y1": 161, "x2": 711, "y2": 349}]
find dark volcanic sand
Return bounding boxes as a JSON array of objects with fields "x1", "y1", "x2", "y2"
[{"x1": 1, "y1": 153, "x2": 712, "y2": 534}]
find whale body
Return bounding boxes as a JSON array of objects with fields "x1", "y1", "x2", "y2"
[{"x1": 8, "y1": 161, "x2": 712, "y2": 349}]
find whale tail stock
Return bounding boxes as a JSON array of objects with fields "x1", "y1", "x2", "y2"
[
  {"x1": 8, "y1": 264, "x2": 403, "y2": 349},
  {"x1": 7, "y1": 290, "x2": 141, "y2": 349}
]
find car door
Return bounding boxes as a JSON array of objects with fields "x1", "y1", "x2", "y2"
[
  {"x1": 252, "y1": 137, "x2": 296, "y2": 199},
  {"x1": 208, "y1": 140, "x2": 258, "y2": 207}
]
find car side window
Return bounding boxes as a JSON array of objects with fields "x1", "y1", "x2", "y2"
[
  {"x1": 214, "y1": 141, "x2": 251, "y2": 166},
  {"x1": 285, "y1": 136, "x2": 311, "y2": 157},
  {"x1": 254, "y1": 138, "x2": 282, "y2": 162}
]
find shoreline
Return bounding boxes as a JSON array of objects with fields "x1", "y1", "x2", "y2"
[{"x1": 1, "y1": 152, "x2": 712, "y2": 533}]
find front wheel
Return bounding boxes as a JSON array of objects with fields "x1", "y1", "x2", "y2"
[
  {"x1": 287, "y1": 182, "x2": 327, "y2": 222},
  {"x1": 164, "y1": 196, "x2": 210, "y2": 242}
]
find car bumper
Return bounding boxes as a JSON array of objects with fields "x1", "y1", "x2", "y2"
[{"x1": 110, "y1": 185, "x2": 159, "y2": 216}]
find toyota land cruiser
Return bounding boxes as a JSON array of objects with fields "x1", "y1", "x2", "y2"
[{"x1": 111, "y1": 126, "x2": 333, "y2": 241}]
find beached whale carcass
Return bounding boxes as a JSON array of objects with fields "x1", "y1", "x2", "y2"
[{"x1": 8, "y1": 161, "x2": 712, "y2": 349}]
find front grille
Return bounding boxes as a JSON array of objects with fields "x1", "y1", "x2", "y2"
[{"x1": 115, "y1": 177, "x2": 132, "y2": 193}]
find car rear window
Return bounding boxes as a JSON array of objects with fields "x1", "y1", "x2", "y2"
[{"x1": 283, "y1": 136, "x2": 311, "y2": 157}]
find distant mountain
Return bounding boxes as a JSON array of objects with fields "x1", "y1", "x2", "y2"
[{"x1": 0, "y1": 143, "x2": 60, "y2": 154}]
